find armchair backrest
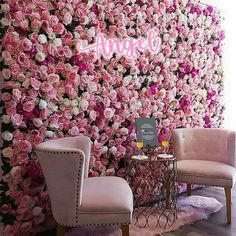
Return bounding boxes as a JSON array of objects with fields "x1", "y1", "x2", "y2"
[
  {"x1": 172, "y1": 128, "x2": 236, "y2": 167},
  {"x1": 35, "y1": 136, "x2": 91, "y2": 226}
]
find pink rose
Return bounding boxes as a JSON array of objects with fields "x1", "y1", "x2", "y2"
[
  {"x1": 41, "y1": 81, "x2": 53, "y2": 93},
  {"x1": 3, "y1": 222, "x2": 19, "y2": 236},
  {"x1": 0, "y1": 204, "x2": 11, "y2": 214},
  {"x1": 2, "y1": 68, "x2": 11, "y2": 79},
  {"x1": 1, "y1": 92, "x2": 12, "y2": 102},
  {"x1": 11, "y1": 114, "x2": 23, "y2": 126},
  {"x1": 47, "y1": 73, "x2": 60, "y2": 84},
  {"x1": 69, "y1": 126, "x2": 80, "y2": 136},
  {"x1": 63, "y1": 12, "x2": 72, "y2": 25},
  {"x1": 53, "y1": 23, "x2": 65, "y2": 34},
  {"x1": 10, "y1": 63, "x2": 21, "y2": 76},
  {"x1": 31, "y1": 78, "x2": 41, "y2": 90},
  {"x1": 22, "y1": 100, "x2": 35, "y2": 112},
  {"x1": 18, "y1": 140, "x2": 32, "y2": 152},
  {"x1": 20, "y1": 222, "x2": 32, "y2": 234},
  {"x1": 12, "y1": 88, "x2": 22, "y2": 102}
]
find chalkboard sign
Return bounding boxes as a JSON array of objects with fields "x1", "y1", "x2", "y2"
[{"x1": 135, "y1": 118, "x2": 158, "y2": 148}]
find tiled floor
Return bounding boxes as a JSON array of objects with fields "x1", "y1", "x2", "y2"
[{"x1": 37, "y1": 185, "x2": 236, "y2": 236}]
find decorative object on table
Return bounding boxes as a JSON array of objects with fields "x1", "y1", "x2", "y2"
[
  {"x1": 135, "y1": 118, "x2": 158, "y2": 148},
  {"x1": 125, "y1": 151, "x2": 177, "y2": 228},
  {"x1": 35, "y1": 136, "x2": 133, "y2": 236},
  {"x1": 65, "y1": 196, "x2": 223, "y2": 236},
  {"x1": 172, "y1": 128, "x2": 236, "y2": 224}
]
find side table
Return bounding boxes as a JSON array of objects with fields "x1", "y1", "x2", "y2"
[{"x1": 125, "y1": 154, "x2": 177, "y2": 228}]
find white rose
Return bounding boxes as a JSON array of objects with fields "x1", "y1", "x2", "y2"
[
  {"x1": 35, "y1": 51, "x2": 46, "y2": 62},
  {"x1": 71, "y1": 99, "x2": 79, "y2": 107},
  {"x1": 101, "y1": 146, "x2": 108, "y2": 154},
  {"x1": 1, "y1": 4, "x2": 10, "y2": 12},
  {"x1": 110, "y1": 146, "x2": 117, "y2": 155},
  {"x1": 87, "y1": 0, "x2": 94, "y2": 8},
  {"x1": 72, "y1": 107, "x2": 80, "y2": 115},
  {"x1": 45, "y1": 131, "x2": 54, "y2": 138},
  {"x1": 79, "y1": 99, "x2": 89, "y2": 111},
  {"x1": 123, "y1": 76, "x2": 132, "y2": 86},
  {"x1": 1, "y1": 18, "x2": 11, "y2": 26},
  {"x1": 38, "y1": 34, "x2": 47, "y2": 44},
  {"x1": 48, "y1": 32, "x2": 56, "y2": 40},
  {"x1": 64, "y1": 98, "x2": 70, "y2": 106},
  {"x1": 87, "y1": 27, "x2": 96, "y2": 37},
  {"x1": 39, "y1": 99, "x2": 48, "y2": 109},
  {"x1": 2, "y1": 131, "x2": 13, "y2": 141},
  {"x1": 74, "y1": 32, "x2": 80, "y2": 39},
  {"x1": 32, "y1": 206, "x2": 42, "y2": 216},
  {"x1": 51, "y1": 105, "x2": 58, "y2": 112},
  {"x1": 2, "y1": 115, "x2": 11, "y2": 124},
  {"x1": 53, "y1": 38, "x2": 62, "y2": 47},
  {"x1": 88, "y1": 82, "x2": 97, "y2": 92}
]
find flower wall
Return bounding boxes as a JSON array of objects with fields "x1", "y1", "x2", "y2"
[{"x1": 0, "y1": 0, "x2": 224, "y2": 235}]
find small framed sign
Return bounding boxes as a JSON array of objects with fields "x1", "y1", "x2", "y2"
[{"x1": 135, "y1": 117, "x2": 158, "y2": 148}]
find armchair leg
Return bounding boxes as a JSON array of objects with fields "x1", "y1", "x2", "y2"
[
  {"x1": 57, "y1": 224, "x2": 65, "y2": 236},
  {"x1": 224, "y1": 187, "x2": 231, "y2": 224},
  {"x1": 121, "y1": 224, "x2": 129, "y2": 236},
  {"x1": 187, "y1": 183, "x2": 191, "y2": 196}
]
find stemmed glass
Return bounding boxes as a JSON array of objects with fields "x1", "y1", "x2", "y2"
[
  {"x1": 136, "y1": 129, "x2": 144, "y2": 158},
  {"x1": 161, "y1": 140, "x2": 169, "y2": 157}
]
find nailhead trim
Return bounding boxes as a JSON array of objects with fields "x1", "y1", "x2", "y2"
[
  {"x1": 178, "y1": 181, "x2": 232, "y2": 188},
  {"x1": 36, "y1": 149, "x2": 131, "y2": 227},
  {"x1": 57, "y1": 221, "x2": 130, "y2": 227}
]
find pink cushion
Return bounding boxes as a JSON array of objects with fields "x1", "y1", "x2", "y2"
[
  {"x1": 77, "y1": 176, "x2": 133, "y2": 226},
  {"x1": 177, "y1": 160, "x2": 236, "y2": 187}
]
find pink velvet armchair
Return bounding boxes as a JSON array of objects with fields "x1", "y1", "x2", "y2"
[
  {"x1": 172, "y1": 128, "x2": 236, "y2": 224},
  {"x1": 35, "y1": 136, "x2": 133, "y2": 236}
]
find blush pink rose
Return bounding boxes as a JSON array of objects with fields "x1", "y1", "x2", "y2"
[
  {"x1": 47, "y1": 73, "x2": 60, "y2": 84},
  {"x1": 2, "y1": 147, "x2": 14, "y2": 158},
  {"x1": 103, "y1": 108, "x2": 115, "y2": 119},
  {"x1": 12, "y1": 89, "x2": 21, "y2": 102},
  {"x1": 2, "y1": 68, "x2": 11, "y2": 79},
  {"x1": 11, "y1": 114, "x2": 23, "y2": 126},
  {"x1": 31, "y1": 78, "x2": 41, "y2": 90},
  {"x1": 1, "y1": 92, "x2": 12, "y2": 102},
  {"x1": 18, "y1": 140, "x2": 32, "y2": 152}
]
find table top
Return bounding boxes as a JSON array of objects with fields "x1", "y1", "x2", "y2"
[{"x1": 127, "y1": 153, "x2": 175, "y2": 162}]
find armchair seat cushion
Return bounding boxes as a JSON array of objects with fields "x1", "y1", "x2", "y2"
[
  {"x1": 76, "y1": 176, "x2": 133, "y2": 226},
  {"x1": 177, "y1": 160, "x2": 236, "y2": 187}
]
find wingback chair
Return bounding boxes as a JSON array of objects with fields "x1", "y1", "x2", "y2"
[
  {"x1": 35, "y1": 136, "x2": 133, "y2": 236},
  {"x1": 172, "y1": 128, "x2": 236, "y2": 224}
]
